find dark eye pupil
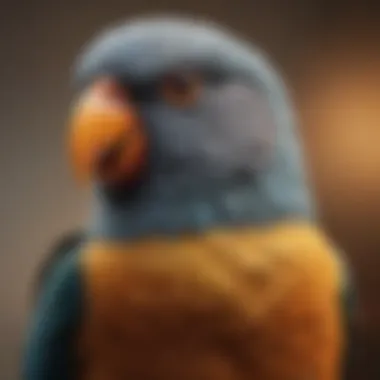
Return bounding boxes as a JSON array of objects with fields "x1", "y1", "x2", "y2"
[{"x1": 167, "y1": 75, "x2": 191, "y2": 93}]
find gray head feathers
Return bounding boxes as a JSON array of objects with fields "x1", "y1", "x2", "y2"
[{"x1": 73, "y1": 16, "x2": 316, "y2": 240}]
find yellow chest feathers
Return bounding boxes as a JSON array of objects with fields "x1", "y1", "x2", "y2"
[{"x1": 77, "y1": 222, "x2": 345, "y2": 380}]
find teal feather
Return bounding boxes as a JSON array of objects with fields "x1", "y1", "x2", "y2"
[{"x1": 23, "y1": 247, "x2": 83, "y2": 380}]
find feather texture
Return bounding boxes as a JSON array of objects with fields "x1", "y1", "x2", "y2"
[{"x1": 77, "y1": 221, "x2": 344, "y2": 380}]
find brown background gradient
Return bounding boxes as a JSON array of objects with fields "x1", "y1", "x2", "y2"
[{"x1": 1, "y1": 1, "x2": 380, "y2": 379}]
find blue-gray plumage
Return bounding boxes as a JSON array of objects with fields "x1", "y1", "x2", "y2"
[{"x1": 73, "y1": 16, "x2": 315, "y2": 240}]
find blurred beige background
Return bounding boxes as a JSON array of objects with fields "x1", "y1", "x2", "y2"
[{"x1": 1, "y1": 1, "x2": 380, "y2": 379}]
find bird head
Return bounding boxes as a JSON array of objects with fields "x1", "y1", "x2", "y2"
[{"x1": 68, "y1": 16, "x2": 314, "y2": 239}]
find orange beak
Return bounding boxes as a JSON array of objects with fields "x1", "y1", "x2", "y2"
[{"x1": 68, "y1": 78, "x2": 147, "y2": 185}]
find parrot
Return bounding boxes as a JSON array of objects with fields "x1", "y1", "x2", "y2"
[{"x1": 23, "y1": 15, "x2": 356, "y2": 380}]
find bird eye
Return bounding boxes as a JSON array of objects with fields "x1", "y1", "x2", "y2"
[{"x1": 160, "y1": 72, "x2": 202, "y2": 107}]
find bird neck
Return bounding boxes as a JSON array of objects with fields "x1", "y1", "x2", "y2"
[{"x1": 88, "y1": 166, "x2": 315, "y2": 241}]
